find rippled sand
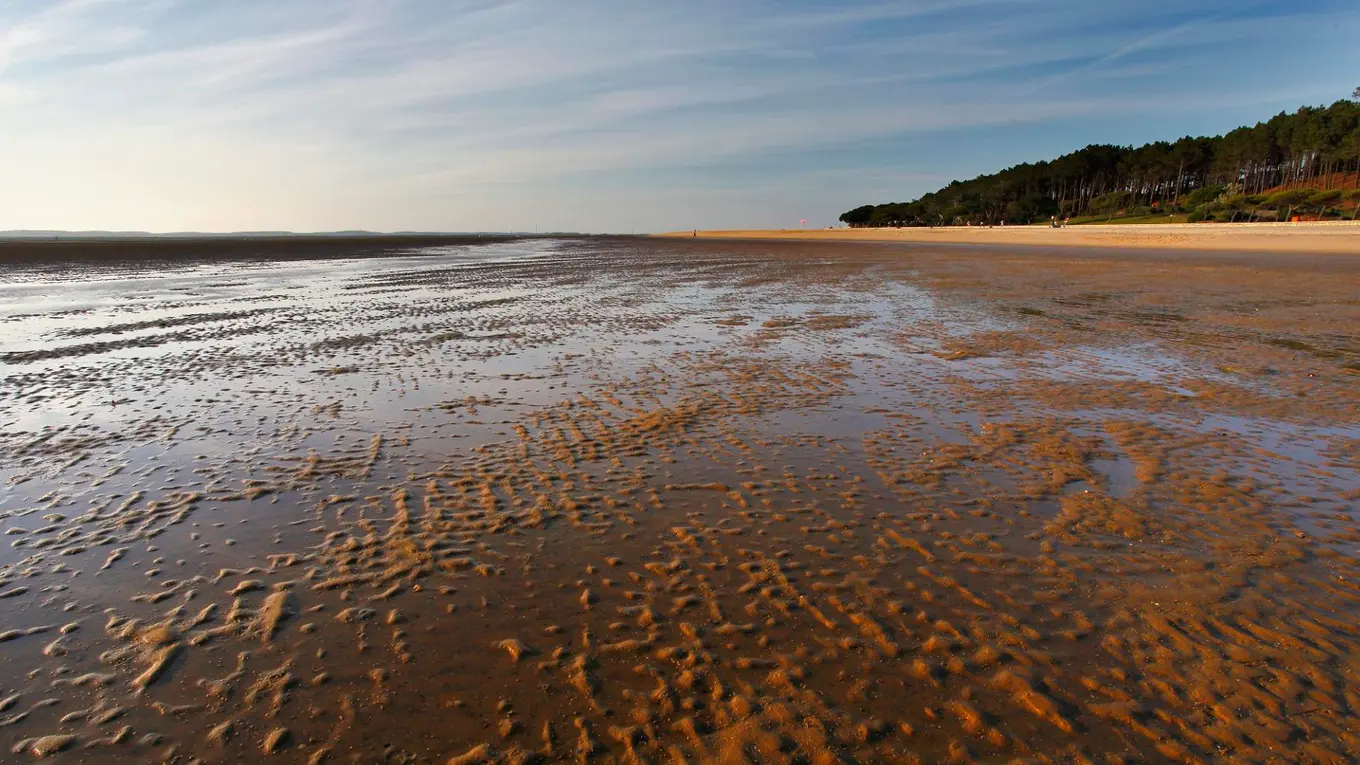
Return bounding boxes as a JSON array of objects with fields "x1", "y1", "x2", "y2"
[{"x1": 1, "y1": 238, "x2": 1357, "y2": 763}]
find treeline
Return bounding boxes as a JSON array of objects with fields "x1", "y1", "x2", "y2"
[{"x1": 841, "y1": 96, "x2": 1360, "y2": 227}]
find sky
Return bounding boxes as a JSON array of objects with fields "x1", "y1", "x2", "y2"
[{"x1": 0, "y1": 0, "x2": 1357, "y2": 233}]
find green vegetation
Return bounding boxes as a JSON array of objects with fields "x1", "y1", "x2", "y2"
[
  {"x1": 1058, "y1": 213, "x2": 1192, "y2": 226},
  {"x1": 842, "y1": 93, "x2": 1360, "y2": 227}
]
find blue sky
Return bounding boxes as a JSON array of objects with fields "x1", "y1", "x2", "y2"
[{"x1": 0, "y1": 0, "x2": 1356, "y2": 233}]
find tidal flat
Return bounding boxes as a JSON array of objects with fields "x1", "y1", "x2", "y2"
[{"x1": 0, "y1": 237, "x2": 1357, "y2": 763}]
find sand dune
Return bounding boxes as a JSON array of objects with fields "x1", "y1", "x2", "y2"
[{"x1": 658, "y1": 221, "x2": 1360, "y2": 253}]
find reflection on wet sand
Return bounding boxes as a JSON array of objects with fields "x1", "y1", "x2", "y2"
[{"x1": 1, "y1": 237, "x2": 1358, "y2": 763}]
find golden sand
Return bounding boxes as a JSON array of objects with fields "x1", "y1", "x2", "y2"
[{"x1": 658, "y1": 221, "x2": 1360, "y2": 253}]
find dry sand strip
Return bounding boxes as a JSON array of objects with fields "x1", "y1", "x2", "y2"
[{"x1": 658, "y1": 221, "x2": 1360, "y2": 254}]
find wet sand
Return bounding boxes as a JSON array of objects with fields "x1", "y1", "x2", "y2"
[
  {"x1": 659, "y1": 222, "x2": 1360, "y2": 254},
  {"x1": 1, "y1": 237, "x2": 1358, "y2": 763}
]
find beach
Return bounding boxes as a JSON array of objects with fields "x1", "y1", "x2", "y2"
[
  {"x1": 660, "y1": 221, "x2": 1360, "y2": 253},
  {"x1": 1, "y1": 236, "x2": 1358, "y2": 763}
]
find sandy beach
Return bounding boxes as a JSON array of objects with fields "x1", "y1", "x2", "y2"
[
  {"x1": 659, "y1": 221, "x2": 1360, "y2": 253},
  {"x1": 1, "y1": 237, "x2": 1357, "y2": 763}
]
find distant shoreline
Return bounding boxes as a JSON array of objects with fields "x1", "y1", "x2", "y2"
[
  {"x1": 655, "y1": 221, "x2": 1360, "y2": 254},
  {"x1": 0, "y1": 233, "x2": 535, "y2": 264}
]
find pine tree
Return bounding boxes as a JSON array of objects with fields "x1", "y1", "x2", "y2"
[{"x1": 842, "y1": 99, "x2": 1360, "y2": 226}]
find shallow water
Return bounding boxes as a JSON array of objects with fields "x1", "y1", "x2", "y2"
[{"x1": 1, "y1": 237, "x2": 1358, "y2": 763}]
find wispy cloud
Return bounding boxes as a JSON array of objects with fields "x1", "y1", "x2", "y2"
[{"x1": 0, "y1": 0, "x2": 1355, "y2": 231}]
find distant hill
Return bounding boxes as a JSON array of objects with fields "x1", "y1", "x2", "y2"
[
  {"x1": 0, "y1": 230, "x2": 154, "y2": 238},
  {"x1": 0, "y1": 230, "x2": 577, "y2": 242},
  {"x1": 842, "y1": 97, "x2": 1360, "y2": 227},
  {"x1": 0, "y1": 233, "x2": 547, "y2": 265},
  {"x1": 0, "y1": 230, "x2": 384, "y2": 239}
]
